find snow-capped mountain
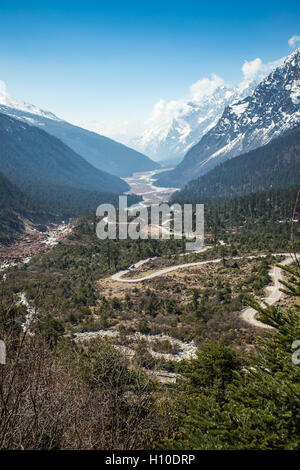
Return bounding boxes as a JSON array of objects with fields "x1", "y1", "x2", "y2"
[
  {"x1": 0, "y1": 85, "x2": 59, "y2": 121},
  {"x1": 132, "y1": 79, "x2": 257, "y2": 162},
  {"x1": 155, "y1": 48, "x2": 300, "y2": 188},
  {"x1": 0, "y1": 85, "x2": 159, "y2": 178}
]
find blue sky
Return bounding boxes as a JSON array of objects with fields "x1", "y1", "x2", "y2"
[{"x1": 0, "y1": 0, "x2": 300, "y2": 139}]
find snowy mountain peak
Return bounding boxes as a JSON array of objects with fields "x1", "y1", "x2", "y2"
[
  {"x1": 131, "y1": 77, "x2": 257, "y2": 162},
  {"x1": 0, "y1": 81, "x2": 60, "y2": 121},
  {"x1": 154, "y1": 47, "x2": 300, "y2": 187}
]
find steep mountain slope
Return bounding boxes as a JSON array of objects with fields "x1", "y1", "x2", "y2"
[
  {"x1": 20, "y1": 180, "x2": 141, "y2": 218},
  {"x1": 0, "y1": 171, "x2": 26, "y2": 239},
  {"x1": 0, "y1": 112, "x2": 128, "y2": 193},
  {"x1": 0, "y1": 92, "x2": 159, "y2": 177},
  {"x1": 0, "y1": 171, "x2": 47, "y2": 243},
  {"x1": 0, "y1": 170, "x2": 141, "y2": 244},
  {"x1": 156, "y1": 48, "x2": 300, "y2": 187},
  {"x1": 171, "y1": 126, "x2": 300, "y2": 203},
  {"x1": 132, "y1": 80, "x2": 257, "y2": 162}
]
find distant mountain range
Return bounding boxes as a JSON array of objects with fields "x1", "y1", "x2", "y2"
[
  {"x1": 132, "y1": 79, "x2": 257, "y2": 162},
  {"x1": 171, "y1": 125, "x2": 300, "y2": 203},
  {"x1": 0, "y1": 92, "x2": 159, "y2": 178},
  {"x1": 155, "y1": 48, "x2": 300, "y2": 188}
]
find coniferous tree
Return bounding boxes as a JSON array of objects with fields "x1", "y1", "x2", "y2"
[{"x1": 165, "y1": 263, "x2": 300, "y2": 450}]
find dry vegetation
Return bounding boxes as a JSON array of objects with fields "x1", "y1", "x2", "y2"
[
  {"x1": 0, "y1": 329, "x2": 171, "y2": 450},
  {"x1": 91, "y1": 256, "x2": 282, "y2": 350}
]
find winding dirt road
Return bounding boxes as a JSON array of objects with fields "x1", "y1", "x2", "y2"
[
  {"x1": 240, "y1": 256, "x2": 294, "y2": 329},
  {"x1": 111, "y1": 252, "x2": 296, "y2": 329}
]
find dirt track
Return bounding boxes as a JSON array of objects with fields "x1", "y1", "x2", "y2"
[{"x1": 111, "y1": 252, "x2": 296, "y2": 329}]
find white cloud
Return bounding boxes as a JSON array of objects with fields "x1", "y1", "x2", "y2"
[
  {"x1": 0, "y1": 80, "x2": 9, "y2": 106},
  {"x1": 73, "y1": 117, "x2": 143, "y2": 145},
  {"x1": 288, "y1": 35, "x2": 300, "y2": 48},
  {"x1": 241, "y1": 56, "x2": 284, "y2": 84},
  {"x1": 144, "y1": 74, "x2": 226, "y2": 132},
  {"x1": 260, "y1": 58, "x2": 285, "y2": 75},
  {"x1": 147, "y1": 99, "x2": 188, "y2": 127},
  {"x1": 137, "y1": 55, "x2": 286, "y2": 149},
  {"x1": 145, "y1": 59, "x2": 277, "y2": 138},
  {"x1": 242, "y1": 58, "x2": 263, "y2": 81},
  {"x1": 71, "y1": 53, "x2": 285, "y2": 144},
  {"x1": 189, "y1": 74, "x2": 225, "y2": 101},
  {"x1": 73, "y1": 76, "x2": 227, "y2": 145},
  {"x1": 0, "y1": 80, "x2": 7, "y2": 96}
]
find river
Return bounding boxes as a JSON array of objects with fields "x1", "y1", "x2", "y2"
[
  {"x1": 123, "y1": 168, "x2": 179, "y2": 209},
  {"x1": 1, "y1": 170, "x2": 175, "y2": 273},
  {"x1": 0, "y1": 222, "x2": 72, "y2": 273}
]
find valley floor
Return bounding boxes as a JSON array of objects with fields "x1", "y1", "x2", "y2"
[
  {"x1": 0, "y1": 220, "x2": 73, "y2": 270},
  {"x1": 0, "y1": 170, "x2": 299, "y2": 450}
]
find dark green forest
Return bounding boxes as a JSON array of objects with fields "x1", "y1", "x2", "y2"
[
  {"x1": 164, "y1": 268, "x2": 300, "y2": 450},
  {"x1": 0, "y1": 116, "x2": 299, "y2": 450},
  {"x1": 0, "y1": 171, "x2": 140, "y2": 243},
  {"x1": 0, "y1": 215, "x2": 299, "y2": 449},
  {"x1": 172, "y1": 126, "x2": 300, "y2": 203}
]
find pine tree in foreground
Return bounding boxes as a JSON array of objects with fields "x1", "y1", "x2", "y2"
[{"x1": 164, "y1": 262, "x2": 300, "y2": 450}]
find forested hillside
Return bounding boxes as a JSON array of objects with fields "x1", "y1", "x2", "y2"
[
  {"x1": 1, "y1": 199, "x2": 299, "y2": 449},
  {"x1": 0, "y1": 171, "x2": 47, "y2": 243},
  {"x1": 0, "y1": 171, "x2": 140, "y2": 244},
  {"x1": 204, "y1": 186, "x2": 299, "y2": 227},
  {"x1": 172, "y1": 126, "x2": 300, "y2": 203}
]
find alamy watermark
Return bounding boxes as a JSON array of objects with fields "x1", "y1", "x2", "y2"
[
  {"x1": 0, "y1": 340, "x2": 6, "y2": 365},
  {"x1": 95, "y1": 196, "x2": 204, "y2": 251},
  {"x1": 292, "y1": 340, "x2": 300, "y2": 365}
]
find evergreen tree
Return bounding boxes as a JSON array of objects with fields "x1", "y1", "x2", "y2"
[{"x1": 165, "y1": 263, "x2": 300, "y2": 450}]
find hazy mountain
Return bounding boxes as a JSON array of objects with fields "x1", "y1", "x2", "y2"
[
  {"x1": 0, "y1": 91, "x2": 159, "y2": 178},
  {"x1": 171, "y1": 125, "x2": 300, "y2": 203},
  {"x1": 159, "y1": 156, "x2": 184, "y2": 168},
  {"x1": 155, "y1": 48, "x2": 300, "y2": 188},
  {"x1": 0, "y1": 112, "x2": 129, "y2": 193}
]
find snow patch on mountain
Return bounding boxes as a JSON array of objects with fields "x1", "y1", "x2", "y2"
[
  {"x1": 0, "y1": 81, "x2": 59, "y2": 122},
  {"x1": 290, "y1": 80, "x2": 300, "y2": 104},
  {"x1": 132, "y1": 56, "x2": 283, "y2": 162},
  {"x1": 131, "y1": 79, "x2": 257, "y2": 162},
  {"x1": 230, "y1": 102, "x2": 249, "y2": 116},
  {"x1": 155, "y1": 47, "x2": 300, "y2": 187}
]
